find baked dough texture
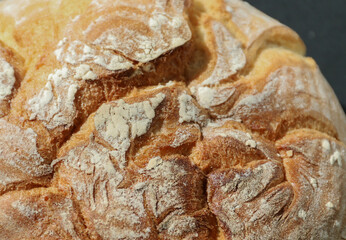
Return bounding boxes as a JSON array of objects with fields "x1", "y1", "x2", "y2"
[{"x1": 0, "y1": 0, "x2": 345, "y2": 239}]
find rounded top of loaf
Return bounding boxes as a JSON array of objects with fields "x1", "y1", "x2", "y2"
[{"x1": 0, "y1": 0, "x2": 345, "y2": 239}]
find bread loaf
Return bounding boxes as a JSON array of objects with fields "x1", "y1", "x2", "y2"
[{"x1": 0, "y1": 0, "x2": 345, "y2": 239}]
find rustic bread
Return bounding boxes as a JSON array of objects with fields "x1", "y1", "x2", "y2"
[{"x1": 0, "y1": 0, "x2": 345, "y2": 239}]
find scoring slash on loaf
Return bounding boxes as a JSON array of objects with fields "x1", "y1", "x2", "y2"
[{"x1": 0, "y1": 0, "x2": 345, "y2": 239}]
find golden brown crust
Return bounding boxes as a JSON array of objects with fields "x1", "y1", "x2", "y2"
[
  {"x1": 54, "y1": 141, "x2": 216, "y2": 239},
  {"x1": 0, "y1": 0, "x2": 345, "y2": 239},
  {"x1": 0, "y1": 187, "x2": 89, "y2": 240},
  {"x1": 0, "y1": 119, "x2": 52, "y2": 196}
]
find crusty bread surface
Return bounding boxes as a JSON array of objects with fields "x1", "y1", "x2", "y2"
[{"x1": 0, "y1": 0, "x2": 345, "y2": 239}]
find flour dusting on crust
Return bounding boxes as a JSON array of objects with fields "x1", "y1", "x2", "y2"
[
  {"x1": 28, "y1": 67, "x2": 79, "y2": 129},
  {"x1": 55, "y1": 141, "x2": 152, "y2": 240},
  {"x1": 54, "y1": 39, "x2": 134, "y2": 73},
  {"x1": 0, "y1": 56, "x2": 15, "y2": 101},
  {"x1": 55, "y1": 144, "x2": 213, "y2": 239},
  {"x1": 229, "y1": 66, "x2": 346, "y2": 141},
  {"x1": 90, "y1": 0, "x2": 192, "y2": 63},
  {"x1": 0, "y1": 119, "x2": 52, "y2": 190},
  {"x1": 94, "y1": 93, "x2": 165, "y2": 168},
  {"x1": 201, "y1": 21, "x2": 246, "y2": 85},
  {"x1": 0, "y1": 188, "x2": 86, "y2": 239},
  {"x1": 224, "y1": 0, "x2": 281, "y2": 46},
  {"x1": 203, "y1": 125, "x2": 280, "y2": 162},
  {"x1": 196, "y1": 86, "x2": 236, "y2": 109},
  {"x1": 208, "y1": 160, "x2": 290, "y2": 240},
  {"x1": 275, "y1": 132, "x2": 346, "y2": 239},
  {"x1": 178, "y1": 93, "x2": 206, "y2": 124}
]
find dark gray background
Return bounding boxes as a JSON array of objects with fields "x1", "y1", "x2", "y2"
[{"x1": 246, "y1": 0, "x2": 346, "y2": 111}]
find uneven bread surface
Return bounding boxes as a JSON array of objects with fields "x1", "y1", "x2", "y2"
[{"x1": 0, "y1": 0, "x2": 345, "y2": 239}]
